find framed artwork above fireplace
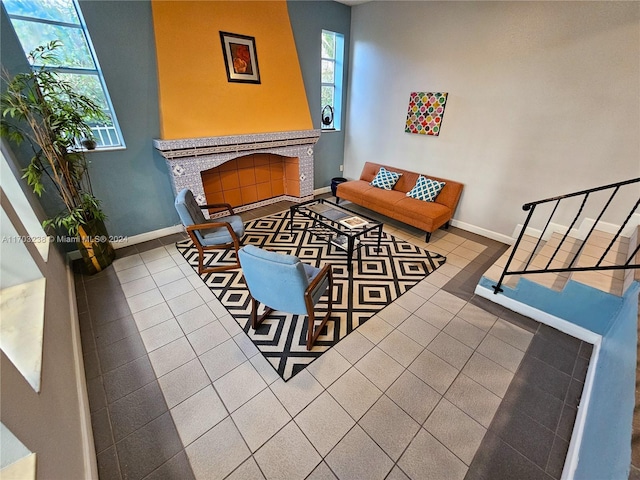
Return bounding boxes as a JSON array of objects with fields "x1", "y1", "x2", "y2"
[{"x1": 220, "y1": 31, "x2": 261, "y2": 84}]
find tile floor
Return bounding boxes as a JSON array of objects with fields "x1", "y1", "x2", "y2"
[{"x1": 76, "y1": 196, "x2": 591, "y2": 480}]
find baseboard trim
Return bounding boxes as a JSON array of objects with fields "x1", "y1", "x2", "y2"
[
  {"x1": 450, "y1": 219, "x2": 515, "y2": 245},
  {"x1": 474, "y1": 283, "x2": 601, "y2": 480},
  {"x1": 66, "y1": 262, "x2": 99, "y2": 480}
]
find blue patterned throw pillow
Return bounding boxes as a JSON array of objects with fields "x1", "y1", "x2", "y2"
[
  {"x1": 406, "y1": 176, "x2": 446, "y2": 202},
  {"x1": 370, "y1": 167, "x2": 402, "y2": 190}
]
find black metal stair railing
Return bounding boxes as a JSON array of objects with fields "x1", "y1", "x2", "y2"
[{"x1": 492, "y1": 178, "x2": 640, "y2": 294}]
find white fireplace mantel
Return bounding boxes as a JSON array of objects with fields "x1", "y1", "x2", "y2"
[{"x1": 153, "y1": 130, "x2": 321, "y2": 210}]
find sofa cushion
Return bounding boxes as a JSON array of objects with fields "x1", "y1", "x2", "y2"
[
  {"x1": 370, "y1": 166, "x2": 402, "y2": 190},
  {"x1": 406, "y1": 176, "x2": 446, "y2": 202},
  {"x1": 336, "y1": 180, "x2": 375, "y2": 203}
]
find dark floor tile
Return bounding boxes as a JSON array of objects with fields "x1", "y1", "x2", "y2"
[
  {"x1": 158, "y1": 233, "x2": 189, "y2": 246},
  {"x1": 135, "y1": 239, "x2": 165, "y2": 253},
  {"x1": 103, "y1": 355, "x2": 157, "y2": 404},
  {"x1": 109, "y1": 381, "x2": 168, "y2": 442},
  {"x1": 142, "y1": 451, "x2": 196, "y2": 480},
  {"x1": 83, "y1": 348, "x2": 101, "y2": 380},
  {"x1": 516, "y1": 355, "x2": 572, "y2": 402},
  {"x1": 579, "y1": 341, "x2": 594, "y2": 359},
  {"x1": 91, "y1": 407, "x2": 115, "y2": 455},
  {"x1": 528, "y1": 335, "x2": 578, "y2": 375},
  {"x1": 546, "y1": 436, "x2": 569, "y2": 479},
  {"x1": 90, "y1": 295, "x2": 133, "y2": 326},
  {"x1": 572, "y1": 355, "x2": 589, "y2": 382},
  {"x1": 94, "y1": 315, "x2": 139, "y2": 348},
  {"x1": 465, "y1": 431, "x2": 554, "y2": 480},
  {"x1": 490, "y1": 401, "x2": 555, "y2": 469},
  {"x1": 443, "y1": 278, "x2": 475, "y2": 302},
  {"x1": 86, "y1": 376, "x2": 107, "y2": 413},
  {"x1": 116, "y1": 412, "x2": 183, "y2": 480},
  {"x1": 564, "y1": 378, "x2": 584, "y2": 408},
  {"x1": 115, "y1": 244, "x2": 139, "y2": 258},
  {"x1": 557, "y1": 404, "x2": 577, "y2": 441},
  {"x1": 97, "y1": 333, "x2": 147, "y2": 373},
  {"x1": 502, "y1": 376, "x2": 564, "y2": 432},
  {"x1": 97, "y1": 445, "x2": 122, "y2": 480},
  {"x1": 537, "y1": 324, "x2": 581, "y2": 356},
  {"x1": 76, "y1": 289, "x2": 89, "y2": 314}
]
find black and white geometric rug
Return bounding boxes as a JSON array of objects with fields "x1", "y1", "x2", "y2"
[{"x1": 176, "y1": 210, "x2": 446, "y2": 381}]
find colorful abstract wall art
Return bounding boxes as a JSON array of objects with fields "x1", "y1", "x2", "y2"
[{"x1": 405, "y1": 92, "x2": 448, "y2": 136}]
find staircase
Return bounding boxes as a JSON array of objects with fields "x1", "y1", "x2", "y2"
[{"x1": 475, "y1": 177, "x2": 639, "y2": 480}]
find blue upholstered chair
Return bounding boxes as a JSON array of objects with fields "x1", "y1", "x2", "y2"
[
  {"x1": 238, "y1": 245, "x2": 334, "y2": 350},
  {"x1": 174, "y1": 189, "x2": 245, "y2": 274}
]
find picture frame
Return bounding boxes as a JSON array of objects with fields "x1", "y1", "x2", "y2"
[{"x1": 220, "y1": 31, "x2": 261, "y2": 84}]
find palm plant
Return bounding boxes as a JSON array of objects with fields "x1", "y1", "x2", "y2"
[{"x1": 1, "y1": 40, "x2": 114, "y2": 273}]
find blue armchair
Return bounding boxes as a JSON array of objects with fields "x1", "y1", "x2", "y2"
[
  {"x1": 174, "y1": 189, "x2": 245, "y2": 274},
  {"x1": 238, "y1": 245, "x2": 334, "y2": 350}
]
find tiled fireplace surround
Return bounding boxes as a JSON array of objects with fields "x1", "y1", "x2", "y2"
[{"x1": 153, "y1": 130, "x2": 321, "y2": 213}]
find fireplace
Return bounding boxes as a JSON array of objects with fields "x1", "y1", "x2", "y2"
[{"x1": 153, "y1": 129, "x2": 321, "y2": 215}]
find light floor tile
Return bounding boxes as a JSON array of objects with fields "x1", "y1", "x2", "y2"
[
  {"x1": 424, "y1": 398, "x2": 486, "y2": 465},
  {"x1": 489, "y1": 318, "x2": 534, "y2": 352},
  {"x1": 387, "y1": 466, "x2": 411, "y2": 480},
  {"x1": 426, "y1": 332, "x2": 474, "y2": 370},
  {"x1": 213, "y1": 360, "x2": 267, "y2": 412},
  {"x1": 306, "y1": 349, "x2": 351, "y2": 388},
  {"x1": 378, "y1": 329, "x2": 424, "y2": 367},
  {"x1": 233, "y1": 332, "x2": 260, "y2": 359},
  {"x1": 231, "y1": 388, "x2": 291, "y2": 452},
  {"x1": 409, "y1": 280, "x2": 440, "y2": 301},
  {"x1": 357, "y1": 315, "x2": 394, "y2": 345},
  {"x1": 167, "y1": 290, "x2": 205, "y2": 317},
  {"x1": 325, "y1": 425, "x2": 394, "y2": 480},
  {"x1": 200, "y1": 339, "x2": 248, "y2": 382},
  {"x1": 113, "y1": 254, "x2": 144, "y2": 272},
  {"x1": 429, "y1": 290, "x2": 467, "y2": 315},
  {"x1": 171, "y1": 385, "x2": 227, "y2": 446},
  {"x1": 414, "y1": 301, "x2": 455, "y2": 330},
  {"x1": 269, "y1": 370, "x2": 324, "y2": 417},
  {"x1": 476, "y1": 334, "x2": 526, "y2": 373},
  {"x1": 217, "y1": 312, "x2": 245, "y2": 336},
  {"x1": 393, "y1": 290, "x2": 427, "y2": 313},
  {"x1": 139, "y1": 318, "x2": 184, "y2": 352},
  {"x1": 145, "y1": 255, "x2": 177, "y2": 275},
  {"x1": 249, "y1": 354, "x2": 281, "y2": 386},
  {"x1": 254, "y1": 421, "x2": 321, "y2": 480},
  {"x1": 148, "y1": 337, "x2": 196, "y2": 377},
  {"x1": 187, "y1": 320, "x2": 231, "y2": 356},
  {"x1": 398, "y1": 428, "x2": 468, "y2": 480},
  {"x1": 295, "y1": 391, "x2": 355, "y2": 456},
  {"x1": 185, "y1": 417, "x2": 250, "y2": 480},
  {"x1": 359, "y1": 395, "x2": 421, "y2": 461},
  {"x1": 132, "y1": 302, "x2": 174, "y2": 332},
  {"x1": 160, "y1": 278, "x2": 195, "y2": 301},
  {"x1": 444, "y1": 374, "x2": 502, "y2": 428},
  {"x1": 176, "y1": 304, "x2": 217, "y2": 335},
  {"x1": 355, "y1": 347, "x2": 404, "y2": 391},
  {"x1": 376, "y1": 302, "x2": 412, "y2": 327},
  {"x1": 456, "y1": 303, "x2": 498, "y2": 332},
  {"x1": 443, "y1": 317, "x2": 487, "y2": 349},
  {"x1": 408, "y1": 349, "x2": 459, "y2": 395},
  {"x1": 121, "y1": 276, "x2": 157, "y2": 299},
  {"x1": 226, "y1": 458, "x2": 265, "y2": 480},
  {"x1": 140, "y1": 246, "x2": 170, "y2": 263},
  {"x1": 387, "y1": 371, "x2": 441, "y2": 424},
  {"x1": 462, "y1": 352, "x2": 514, "y2": 398},
  {"x1": 307, "y1": 461, "x2": 337, "y2": 480},
  {"x1": 424, "y1": 271, "x2": 453, "y2": 288},
  {"x1": 327, "y1": 367, "x2": 382, "y2": 421},
  {"x1": 333, "y1": 330, "x2": 375, "y2": 365},
  {"x1": 126, "y1": 288, "x2": 165, "y2": 314},
  {"x1": 196, "y1": 285, "x2": 217, "y2": 303},
  {"x1": 151, "y1": 266, "x2": 185, "y2": 287},
  {"x1": 397, "y1": 315, "x2": 440, "y2": 347},
  {"x1": 157, "y1": 358, "x2": 210, "y2": 408}
]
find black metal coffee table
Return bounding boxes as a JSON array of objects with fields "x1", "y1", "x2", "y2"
[{"x1": 290, "y1": 198, "x2": 383, "y2": 271}]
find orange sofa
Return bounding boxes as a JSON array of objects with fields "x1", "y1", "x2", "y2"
[{"x1": 336, "y1": 162, "x2": 463, "y2": 242}]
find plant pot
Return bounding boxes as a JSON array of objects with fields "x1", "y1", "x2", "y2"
[
  {"x1": 77, "y1": 217, "x2": 115, "y2": 274},
  {"x1": 331, "y1": 177, "x2": 347, "y2": 197}
]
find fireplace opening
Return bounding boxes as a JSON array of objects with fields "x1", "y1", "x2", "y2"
[{"x1": 201, "y1": 153, "x2": 300, "y2": 209}]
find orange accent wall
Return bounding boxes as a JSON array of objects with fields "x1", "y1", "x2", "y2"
[{"x1": 151, "y1": 0, "x2": 312, "y2": 139}]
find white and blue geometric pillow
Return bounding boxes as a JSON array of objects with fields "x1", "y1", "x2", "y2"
[
  {"x1": 370, "y1": 167, "x2": 402, "y2": 190},
  {"x1": 406, "y1": 176, "x2": 446, "y2": 202}
]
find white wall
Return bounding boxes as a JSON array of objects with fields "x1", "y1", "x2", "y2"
[{"x1": 344, "y1": 1, "x2": 640, "y2": 239}]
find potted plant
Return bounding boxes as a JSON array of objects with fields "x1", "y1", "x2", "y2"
[{"x1": 0, "y1": 41, "x2": 115, "y2": 274}]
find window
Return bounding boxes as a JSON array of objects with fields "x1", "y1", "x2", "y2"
[
  {"x1": 321, "y1": 30, "x2": 344, "y2": 131},
  {"x1": 3, "y1": 0, "x2": 124, "y2": 149}
]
